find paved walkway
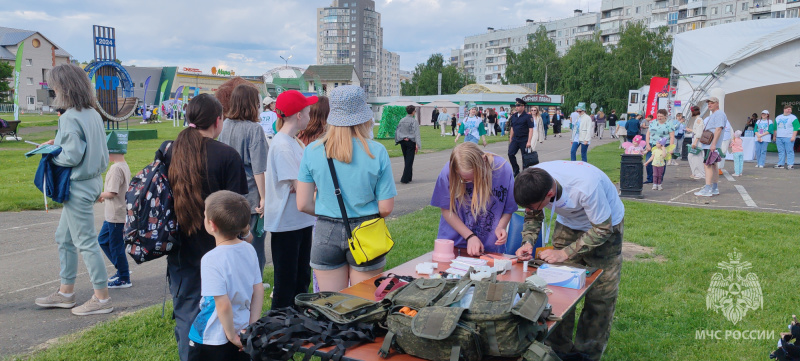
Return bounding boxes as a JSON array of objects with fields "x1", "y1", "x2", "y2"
[{"x1": 0, "y1": 134, "x2": 611, "y2": 357}]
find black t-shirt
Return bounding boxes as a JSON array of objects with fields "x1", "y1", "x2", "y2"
[
  {"x1": 161, "y1": 139, "x2": 248, "y2": 269},
  {"x1": 607, "y1": 113, "x2": 618, "y2": 126},
  {"x1": 509, "y1": 111, "x2": 534, "y2": 141},
  {"x1": 487, "y1": 114, "x2": 497, "y2": 123}
]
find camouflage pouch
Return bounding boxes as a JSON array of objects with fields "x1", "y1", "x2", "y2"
[
  {"x1": 381, "y1": 306, "x2": 482, "y2": 361},
  {"x1": 522, "y1": 340, "x2": 563, "y2": 361},
  {"x1": 461, "y1": 280, "x2": 550, "y2": 357},
  {"x1": 385, "y1": 278, "x2": 470, "y2": 309},
  {"x1": 294, "y1": 292, "x2": 389, "y2": 325}
]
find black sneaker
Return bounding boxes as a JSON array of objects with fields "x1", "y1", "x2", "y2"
[{"x1": 775, "y1": 164, "x2": 785, "y2": 169}]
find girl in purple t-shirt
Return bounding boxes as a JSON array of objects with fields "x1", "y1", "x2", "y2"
[{"x1": 430, "y1": 142, "x2": 518, "y2": 255}]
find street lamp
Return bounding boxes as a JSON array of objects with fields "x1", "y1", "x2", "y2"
[{"x1": 280, "y1": 55, "x2": 293, "y2": 68}]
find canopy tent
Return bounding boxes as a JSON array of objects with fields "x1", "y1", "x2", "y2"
[
  {"x1": 672, "y1": 19, "x2": 800, "y2": 129},
  {"x1": 419, "y1": 100, "x2": 460, "y2": 126}
]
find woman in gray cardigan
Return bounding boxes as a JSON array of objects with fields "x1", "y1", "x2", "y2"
[{"x1": 395, "y1": 105, "x2": 421, "y2": 183}]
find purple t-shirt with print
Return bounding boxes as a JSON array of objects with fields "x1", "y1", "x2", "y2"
[{"x1": 430, "y1": 157, "x2": 518, "y2": 253}]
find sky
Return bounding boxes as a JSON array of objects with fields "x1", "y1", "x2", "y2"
[{"x1": 2, "y1": 0, "x2": 602, "y2": 75}]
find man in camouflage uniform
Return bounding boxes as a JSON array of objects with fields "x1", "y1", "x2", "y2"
[{"x1": 513, "y1": 161, "x2": 624, "y2": 361}]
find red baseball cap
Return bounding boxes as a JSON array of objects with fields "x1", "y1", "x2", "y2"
[{"x1": 275, "y1": 90, "x2": 318, "y2": 118}]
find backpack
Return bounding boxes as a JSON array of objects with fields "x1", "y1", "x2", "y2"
[
  {"x1": 380, "y1": 275, "x2": 551, "y2": 361},
  {"x1": 123, "y1": 141, "x2": 178, "y2": 264},
  {"x1": 294, "y1": 292, "x2": 390, "y2": 325}
]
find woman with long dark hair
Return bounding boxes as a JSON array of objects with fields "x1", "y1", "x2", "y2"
[
  {"x1": 167, "y1": 94, "x2": 248, "y2": 361},
  {"x1": 297, "y1": 96, "x2": 330, "y2": 145},
  {"x1": 218, "y1": 84, "x2": 269, "y2": 273}
]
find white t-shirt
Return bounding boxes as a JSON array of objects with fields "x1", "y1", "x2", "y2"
[
  {"x1": 775, "y1": 114, "x2": 799, "y2": 138},
  {"x1": 755, "y1": 119, "x2": 772, "y2": 142},
  {"x1": 533, "y1": 161, "x2": 625, "y2": 231},
  {"x1": 702, "y1": 110, "x2": 728, "y2": 150},
  {"x1": 259, "y1": 111, "x2": 278, "y2": 137},
  {"x1": 264, "y1": 132, "x2": 317, "y2": 232},
  {"x1": 189, "y1": 242, "x2": 262, "y2": 345}
]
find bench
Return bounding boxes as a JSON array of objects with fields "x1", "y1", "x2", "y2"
[{"x1": 0, "y1": 120, "x2": 20, "y2": 142}]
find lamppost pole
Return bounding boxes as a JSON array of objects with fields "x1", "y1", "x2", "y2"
[{"x1": 280, "y1": 55, "x2": 293, "y2": 68}]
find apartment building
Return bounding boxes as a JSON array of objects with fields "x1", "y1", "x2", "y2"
[
  {"x1": 451, "y1": 0, "x2": 798, "y2": 84},
  {"x1": 0, "y1": 27, "x2": 71, "y2": 110},
  {"x1": 599, "y1": 0, "x2": 800, "y2": 45},
  {"x1": 380, "y1": 49, "x2": 400, "y2": 96},
  {"x1": 316, "y1": 0, "x2": 400, "y2": 97},
  {"x1": 455, "y1": 10, "x2": 601, "y2": 85}
]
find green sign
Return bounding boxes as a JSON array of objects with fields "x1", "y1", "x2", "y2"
[
  {"x1": 217, "y1": 69, "x2": 232, "y2": 76},
  {"x1": 775, "y1": 94, "x2": 800, "y2": 119}
]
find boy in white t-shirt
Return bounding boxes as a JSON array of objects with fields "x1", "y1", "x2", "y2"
[{"x1": 188, "y1": 190, "x2": 264, "y2": 361}]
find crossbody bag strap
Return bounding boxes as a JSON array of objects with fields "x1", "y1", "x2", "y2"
[{"x1": 326, "y1": 156, "x2": 353, "y2": 237}]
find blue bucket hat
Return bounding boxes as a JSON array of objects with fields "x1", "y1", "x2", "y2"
[{"x1": 327, "y1": 85, "x2": 373, "y2": 127}]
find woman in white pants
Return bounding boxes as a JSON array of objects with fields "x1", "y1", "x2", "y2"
[
  {"x1": 686, "y1": 106, "x2": 706, "y2": 179},
  {"x1": 438, "y1": 108, "x2": 450, "y2": 136}
]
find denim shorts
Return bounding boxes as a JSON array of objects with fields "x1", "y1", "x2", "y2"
[{"x1": 310, "y1": 215, "x2": 386, "y2": 272}]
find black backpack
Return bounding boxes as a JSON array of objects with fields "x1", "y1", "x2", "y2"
[{"x1": 123, "y1": 141, "x2": 179, "y2": 264}]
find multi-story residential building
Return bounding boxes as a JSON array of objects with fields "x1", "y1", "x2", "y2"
[
  {"x1": 380, "y1": 49, "x2": 400, "y2": 96},
  {"x1": 451, "y1": 0, "x2": 799, "y2": 81},
  {"x1": 0, "y1": 26, "x2": 71, "y2": 110},
  {"x1": 316, "y1": 0, "x2": 399, "y2": 97},
  {"x1": 455, "y1": 10, "x2": 600, "y2": 85}
]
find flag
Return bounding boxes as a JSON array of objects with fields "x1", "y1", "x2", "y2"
[
  {"x1": 173, "y1": 86, "x2": 183, "y2": 102},
  {"x1": 158, "y1": 80, "x2": 168, "y2": 105},
  {"x1": 13, "y1": 42, "x2": 24, "y2": 121},
  {"x1": 193, "y1": 87, "x2": 199, "y2": 97},
  {"x1": 142, "y1": 76, "x2": 151, "y2": 120}
]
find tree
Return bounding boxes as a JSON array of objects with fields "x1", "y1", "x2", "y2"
[
  {"x1": 401, "y1": 53, "x2": 474, "y2": 96},
  {"x1": 603, "y1": 22, "x2": 673, "y2": 112},
  {"x1": 0, "y1": 62, "x2": 12, "y2": 103},
  {"x1": 504, "y1": 26, "x2": 560, "y2": 94},
  {"x1": 559, "y1": 32, "x2": 611, "y2": 111}
]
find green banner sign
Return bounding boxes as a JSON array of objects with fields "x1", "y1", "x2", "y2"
[{"x1": 775, "y1": 94, "x2": 800, "y2": 119}]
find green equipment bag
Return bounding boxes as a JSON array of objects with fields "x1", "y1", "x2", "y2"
[
  {"x1": 523, "y1": 340, "x2": 563, "y2": 361},
  {"x1": 380, "y1": 276, "x2": 552, "y2": 360},
  {"x1": 382, "y1": 306, "x2": 483, "y2": 361},
  {"x1": 295, "y1": 292, "x2": 389, "y2": 325}
]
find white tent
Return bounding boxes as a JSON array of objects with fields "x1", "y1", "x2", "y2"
[
  {"x1": 673, "y1": 19, "x2": 800, "y2": 129},
  {"x1": 419, "y1": 100, "x2": 460, "y2": 126}
]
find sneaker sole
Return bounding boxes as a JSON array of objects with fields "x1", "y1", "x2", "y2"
[
  {"x1": 35, "y1": 302, "x2": 76, "y2": 308},
  {"x1": 108, "y1": 283, "x2": 132, "y2": 289},
  {"x1": 71, "y1": 307, "x2": 114, "y2": 316}
]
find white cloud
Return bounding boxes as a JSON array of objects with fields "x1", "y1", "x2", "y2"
[{"x1": 6, "y1": 0, "x2": 600, "y2": 74}]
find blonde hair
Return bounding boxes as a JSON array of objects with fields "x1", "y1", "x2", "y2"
[
  {"x1": 318, "y1": 121, "x2": 374, "y2": 163},
  {"x1": 448, "y1": 142, "x2": 501, "y2": 218},
  {"x1": 49, "y1": 63, "x2": 96, "y2": 111}
]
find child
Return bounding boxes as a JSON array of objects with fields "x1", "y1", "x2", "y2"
[
  {"x1": 188, "y1": 190, "x2": 264, "y2": 361},
  {"x1": 644, "y1": 138, "x2": 668, "y2": 190},
  {"x1": 264, "y1": 90, "x2": 318, "y2": 309},
  {"x1": 730, "y1": 130, "x2": 744, "y2": 176},
  {"x1": 98, "y1": 131, "x2": 132, "y2": 288}
]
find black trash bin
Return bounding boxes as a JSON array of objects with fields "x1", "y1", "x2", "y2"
[{"x1": 620, "y1": 154, "x2": 644, "y2": 198}]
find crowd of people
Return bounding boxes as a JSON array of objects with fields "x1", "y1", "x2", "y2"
[{"x1": 35, "y1": 63, "x2": 795, "y2": 361}]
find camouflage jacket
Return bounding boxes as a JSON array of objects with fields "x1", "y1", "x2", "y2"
[{"x1": 521, "y1": 209, "x2": 613, "y2": 258}]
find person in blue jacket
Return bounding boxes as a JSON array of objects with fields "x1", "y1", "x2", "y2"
[{"x1": 34, "y1": 64, "x2": 113, "y2": 316}]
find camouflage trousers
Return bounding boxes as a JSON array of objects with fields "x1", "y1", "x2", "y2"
[{"x1": 546, "y1": 221, "x2": 623, "y2": 361}]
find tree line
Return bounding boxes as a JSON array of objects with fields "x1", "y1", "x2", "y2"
[{"x1": 505, "y1": 22, "x2": 672, "y2": 114}]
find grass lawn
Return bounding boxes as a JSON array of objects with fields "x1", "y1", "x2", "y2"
[
  {"x1": 9, "y1": 139, "x2": 797, "y2": 361},
  {"x1": 0, "y1": 113, "x2": 61, "y2": 128},
  {"x1": 0, "y1": 122, "x2": 506, "y2": 212}
]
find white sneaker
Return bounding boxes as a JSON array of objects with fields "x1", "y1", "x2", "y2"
[
  {"x1": 652, "y1": 184, "x2": 657, "y2": 190},
  {"x1": 695, "y1": 188, "x2": 713, "y2": 197},
  {"x1": 657, "y1": 185, "x2": 663, "y2": 190},
  {"x1": 788, "y1": 165, "x2": 794, "y2": 169},
  {"x1": 35, "y1": 290, "x2": 76, "y2": 308},
  {"x1": 71, "y1": 295, "x2": 113, "y2": 316},
  {"x1": 712, "y1": 188, "x2": 720, "y2": 195}
]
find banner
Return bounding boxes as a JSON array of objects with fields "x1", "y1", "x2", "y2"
[
  {"x1": 173, "y1": 86, "x2": 183, "y2": 102},
  {"x1": 182, "y1": 85, "x2": 190, "y2": 99},
  {"x1": 13, "y1": 42, "x2": 24, "y2": 120},
  {"x1": 142, "y1": 76, "x2": 151, "y2": 120},
  {"x1": 646, "y1": 77, "x2": 669, "y2": 118},
  {"x1": 158, "y1": 80, "x2": 168, "y2": 104},
  {"x1": 193, "y1": 87, "x2": 199, "y2": 97}
]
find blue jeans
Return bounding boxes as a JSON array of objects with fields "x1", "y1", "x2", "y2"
[
  {"x1": 98, "y1": 221, "x2": 129, "y2": 280},
  {"x1": 776, "y1": 137, "x2": 795, "y2": 166},
  {"x1": 733, "y1": 152, "x2": 744, "y2": 175},
  {"x1": 755, "y1": 140, "x2": 769, "y2": 166},
  {"x1": 571, "y1": 142, "x2": 588, "y2": 162},
  {"x1": 499, "y1": 120, "x2": 507, "y2": 136}
]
